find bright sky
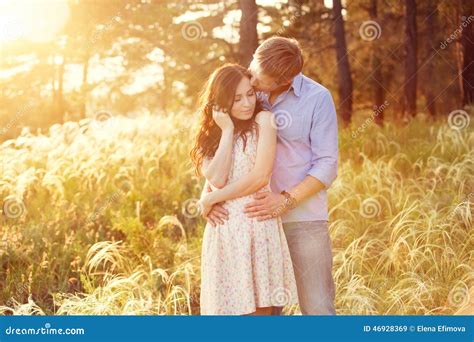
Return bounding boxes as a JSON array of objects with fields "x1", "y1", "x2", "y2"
[{"x1": 0, "y1": 0, "x2": 70, "y2": 43}]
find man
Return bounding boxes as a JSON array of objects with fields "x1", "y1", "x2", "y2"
[{"x1": 204, "y1": 37, "x2": 338, "y2": 315}]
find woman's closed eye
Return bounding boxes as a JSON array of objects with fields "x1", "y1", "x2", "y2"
[{"x1": 234, "y1": 90, "x2": 255, "y2": 102}]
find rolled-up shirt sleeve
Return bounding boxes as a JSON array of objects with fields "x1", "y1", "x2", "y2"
[{"x1": 307, "y1": 90, "x2": 339, "y2": 188}]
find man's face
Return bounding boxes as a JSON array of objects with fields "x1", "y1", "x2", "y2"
[{"x1": 248, "y1": 59, "x2": 280, "y2": 92}]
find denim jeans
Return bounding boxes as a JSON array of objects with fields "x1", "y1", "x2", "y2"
[{"x1": 272, "y1": 220, "x2": 336, "y2": 315}]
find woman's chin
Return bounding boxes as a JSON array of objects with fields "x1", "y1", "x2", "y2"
[{"x1": 239, "y1": 111, "x2": 254, "y2": 120}]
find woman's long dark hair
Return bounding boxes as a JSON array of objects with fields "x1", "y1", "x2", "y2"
[{"x1": 190, "y1": 63, "x2": 262, "y2": 175}]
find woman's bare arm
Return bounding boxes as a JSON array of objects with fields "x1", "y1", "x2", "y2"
[
  {"x1": 201, "y1": 128, "x2": 234, "y2": 189},
  {"x1": 206, "y1": 111, "x2": 276, "y2": 204}
]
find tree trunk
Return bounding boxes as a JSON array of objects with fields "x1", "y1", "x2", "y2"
[
  {"x1": 461, "y1": 0, "x2": 474, "y2": 106},
  {"x1": 57, "y1": 57, "x2": 65, "y2": 123},
  {"x1": 81, "y1": 51, "x2": 90, "y2": 119},
  {"x1": 404, "y1": 0, "x2": 417, "y2": 118},
  {"x1": 455, "y1": 0, "x2": 464, "y2": 106},
  {"x1": 333, "y1": 0, "x2": 353, "y2": 126},
  {"x1": 369, "y1": 0, "x2": 385, "y2": 126},
  {"x1": 238, "y1": 0, "x2": 258, "y2": 67},
  {"x1": 424, "y1": 0, "x2": 437, "y2": 117},
  {"x1": 52, "y1": 55, "x2": 65, "y2": 124}
]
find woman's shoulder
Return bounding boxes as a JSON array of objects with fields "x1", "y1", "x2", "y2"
[{"x1": 255, "y1": 110, "x2": 274, "y2": 125}]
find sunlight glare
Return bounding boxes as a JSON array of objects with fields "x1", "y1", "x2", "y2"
[{"x1": 0, "y1": 0, "x2": 70, "y2": 43}]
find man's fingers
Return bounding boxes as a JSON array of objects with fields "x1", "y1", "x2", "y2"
[
  {"x1": 256, "y1": 215, "x2": 273, "y2": 221},
  {"x1": 247, "y1": 209, "x2": 270, "y2": 218},
  {"x1": 244, "y1": 205, "x2": 266, "y2": 213},
  {"x1": 253, "y1": 192, "x2": 269, "y2": 200},
  {"x1": 244, "y1": 200, "x2": 265, "y2": 212},
  {"x1": 248, "y1": 212, "x2": 268, "y2": 218}
]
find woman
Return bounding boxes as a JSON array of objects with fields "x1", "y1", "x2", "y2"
[{"x1": 191, "y1": 63, "x2": 297, "y2": 315}]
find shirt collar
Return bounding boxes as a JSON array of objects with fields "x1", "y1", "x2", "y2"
[
  {"x1": 290, "y1": 73, "x2": 303, "y2": 97},
  {"x1": 257, "y1": 73, "x2": 303, "y2": 103}
]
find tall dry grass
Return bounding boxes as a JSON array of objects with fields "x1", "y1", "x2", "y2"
[{"x1": 0, "y1": 111, "x2": 472, "y2": 315}]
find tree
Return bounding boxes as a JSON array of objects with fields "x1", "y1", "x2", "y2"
[
  {"x1": 404, "y1": 0, "x2": 417, "y2": 117},
  {"x1": 423, "y1": 0, "x2": 437, "y2": 117},
  {"x1": 333, "y1": 0, "x2": 353, "y2": 126},
  {"x1": 238, "y1": 0, "x2": 258, "y2": 67},
  {"x1": 368, "y1": 0, "x2": 385, "y2": 125},
  {"x1": 461, "y1": 0, "x2": 474, "y2": 106}
]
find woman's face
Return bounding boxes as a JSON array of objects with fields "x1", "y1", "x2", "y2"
[{"x1": 229, "y1": 76, "x2": 256, "y2": 120}]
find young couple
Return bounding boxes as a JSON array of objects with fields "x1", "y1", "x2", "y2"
[{"x1": 191, "y1": 37, "x2": 338, "y2": 316}]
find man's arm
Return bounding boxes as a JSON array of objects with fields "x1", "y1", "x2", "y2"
[
  {"x1": 286, "y1": 176, "x2": 326, "y2": 204},
  {"x1": 289, "y1": 89, "x2": 338, "y2": 200},
  {"x1": 306, "y1": 90, "x2": 339, "y2": 189},
  {"x1": 245, "y1": 90, "x2": 338, "y2": 220}
]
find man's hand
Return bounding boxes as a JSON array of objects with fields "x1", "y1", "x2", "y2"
[{"x1": 244, "y1": 191, "x2": 287, "y2": 221}]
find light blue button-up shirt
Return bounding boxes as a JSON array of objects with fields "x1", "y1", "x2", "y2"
[{"x1": 258, "y1": 73, "x2": 339, "y2": 223}]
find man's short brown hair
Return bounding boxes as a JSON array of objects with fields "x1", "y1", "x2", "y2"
[{"x1": 253, "y1": 37, "x2": 304, "y2": 83}]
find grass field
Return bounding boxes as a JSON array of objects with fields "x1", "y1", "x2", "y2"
[{"x1": 0, "y1": 110, "x2": 472, "y2": 315}]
